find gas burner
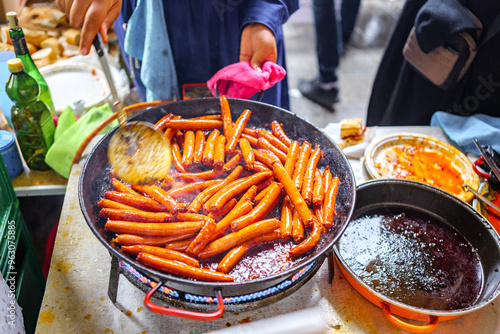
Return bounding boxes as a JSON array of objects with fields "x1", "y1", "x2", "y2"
[{"x1": 107, "y1": 253, "x2": 332, "y2": 313}]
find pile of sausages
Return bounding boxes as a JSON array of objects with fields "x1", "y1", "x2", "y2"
[{"x1": 99, "y1": 96, "x2": 340, "y2": 282}]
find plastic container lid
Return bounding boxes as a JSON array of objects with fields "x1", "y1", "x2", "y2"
[{"x1": 0, "y1": 130, "x2": 23, "y2": 179}]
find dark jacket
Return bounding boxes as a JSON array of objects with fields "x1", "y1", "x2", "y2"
[{"x1": 366, "y1": 0, "x2": 500, "y2": 126}]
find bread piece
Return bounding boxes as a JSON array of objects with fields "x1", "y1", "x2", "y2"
[
  {"x1": 0, "y1": 42, "x2": 14, "y2": 52},
  {"x1": 23, "y1": 28, "x2": 49, "y2": 48},
  {"x1": 32, "y1": 48, "x2": 57, "y2": 68},
  {"x1": 340, "y1": 118, "x2": 363, "y2": 139},
  {"x1": 40, "y1": 37, "x2": 64, "y2": 56},
  {"x1": 26, "y1": 42, "x2": 37, "y2": 55},
  {"x1": 0, "y1": 26, "x2": 11, "y2": 44},
  {"x1": 64, "y1": 28, "x2": 81, "y2": 46}
]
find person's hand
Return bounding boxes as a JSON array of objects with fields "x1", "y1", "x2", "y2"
[
  {"x1": 55, "y1": 0, "x2": 122, "y2": 55},
  {"x1": 240, "y1": 23, "x2": 277, "y2": 72}
]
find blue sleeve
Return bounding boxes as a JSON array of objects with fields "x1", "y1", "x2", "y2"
[{"x1": 241, "y1": 0, "x2": 300, "y2": 35}]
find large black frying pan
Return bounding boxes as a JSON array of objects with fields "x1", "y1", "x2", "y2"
[{"x1": 79, "y1": 97, "x2": 356, "y2": 298}]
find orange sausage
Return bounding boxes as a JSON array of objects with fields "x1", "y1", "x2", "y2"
[
  {"x1": 133, "y1": 184, "x2": 180, "y2": 213},
  {"x1": 104, "y1": 220, "x2": 205, "y2": 236},
  {"x1": 222, "y1": 153, "x2": 242, "y2": 171},
  {"x1": 271, "y1": 161, "x2": 315, "y2": 226},
  {"x1": 270, "y1": 120, "x2": 292, "y2": 147},
  {"x1": 239, "y1": 138, "x2": 255, "y2": 169},
  {"x1": 165, "y1": 237, "x2": 195, "y2": 252},
  {"x1": 225, "y1": 109, "x2": 251, "y2": 155},
  {"x1": 136, "y1": 252, "x2": 234, "y2": 282},
  {"x1": 112, "y1": 233, "x2": 195, "y2": 246},
  {"x1": 208, "y1": 198, "x2": 237, "y2": 222},
  {"x1": 253, "y1": 149, "x2": 279, "y2": 169},
  {"x1": 163, "y1": 115, "x2": 182, "y2": 141},
  {"x1": 111, "y1": 178, "x2": 140, "y2": 195},
  {"x1": 160, "y1": 174, "x2": 177, "y2": 191},
  {"x1": 121, "y1": 244, "x2": 200, "y2": 267},
  {"x1": 301, "y1": 146, "x2": 323, "y2": 206},
  {"x1": 202, "y1": 129, "x2": 220, "y2": 166},
  {"x1": 213, "y1": 134, "x2": 226, "y2": 169},
  {"x1": 323, "y1": 177, "x2": 340, "y2": 229},
  {"x1": 167, "y1": 179, "x2": 222, "y2": 199},
  {"x1": 248, "y1": 161, "x2": 271, "y2": 173},
  {"x1": 242, "y1": 127, "x2": 259, "y2": 137},
  {"x1": 171, "y1": 138, "x2": 188, "y2": 173},
  {"x1": 220, "y1": 95, "x2": 233, "y2": 143},
  {"x1": 323, "y1": 166, "x2": 333, "y2": 196},
  {"x1": 230, "y1": 182, "x2": 283, "y2": 231},
  {"x1": 292, "y1": 142, "x2": 312, "y2": 191},
  {"x1": 173, "y1": 153, "x2": 241, "y2": 182},
  {"x1": 181, "y1": 130, "x2": 195, "y2": 169},
  {"x1": 240, "y1": 132, "x2": 259, "y2": 147},
  {"x1": 258, "y1": 137, "x2": 287, "y2": 163},
  {"x1": 284, "y1": 141, "x2": 300, "y2": 178},
  {"x1": 188, "y1": 165, "x2": 244, "y2": 213},
  {"x1": 153, "y1": 113, "x2": 174, "y2": 131},
  {"x1": 292, "y1": 208, "x2": 305, "y2": 242},
  {"x1": 257, "y1": 129, "x2": 289, "y2": 153},
  {"x1": 175, "y1": 213, "x2": 215, "y2": 223},
  {"x1": 185, "y1": 220, "x2": 217, "y2": 257},
  {"x1": 99, "y1": 208, "x2": 174, "y2": 223},
  {"x1": 193, "y1": 130, "x2": 206, "y2": 166},
  {"x1": 254, "y1": 182, "x2": 273, "y2": 204},
  {"x1": 312, "y1": 169, "x2": 325, "y2": 207},
  {"x1": 98, "y1": 198, "x2": 139, "y2": 211},
  {"x1": 105, "y1": 191, "x2": 166, "y2": 212},
  {"x1": 211, "y1": 197, "x2": 254, "y2": 242},
  {"x1": 198, "y1": 218, "x2": 280, "y2": 259},
  {"x1": 165, "y1": 119, "x2": 223, "y2": 130},
  {"x1": 289, "y1": 216, "x2": 322, "y2": 257},
  {"x1": 205, "y1": 171, "x2": 273, "y2": 212},
  {"x1": 216, "y1": 231, "x2": 281, "y2": 274},
  {"x1": 280, "y1": 196, "x2": 293, "y2": 241}
]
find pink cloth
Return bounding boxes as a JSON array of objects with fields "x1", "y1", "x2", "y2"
[{"x1": 207, "y1": 61, "x2": 286, "y2": 99}]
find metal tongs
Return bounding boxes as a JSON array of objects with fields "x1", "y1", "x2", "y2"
[{"x1": 472, "y1": 138, "x2": 500, "y2": 191}]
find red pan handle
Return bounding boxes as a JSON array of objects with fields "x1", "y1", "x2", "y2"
[
  {"x1": 473, "y1": 157, "x2": 492, "y2": 179},
  {"x1": 143, "y1": 281, "x2": 225, "y2": 320},
  {"x1": 381, "y1": 302, "x2": 439, "y2": 333}
]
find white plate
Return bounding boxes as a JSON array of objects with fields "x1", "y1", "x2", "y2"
[
  {"x1": 40, "y1": 62, "x2": 111, "y2": 113},
  {"x1": 364, "y1": 133, "x2": 479, "y2": 202}
]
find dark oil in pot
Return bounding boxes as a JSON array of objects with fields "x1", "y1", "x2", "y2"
[{"x1": 338, "y1": 208, "x2": 483, "y2": 310}]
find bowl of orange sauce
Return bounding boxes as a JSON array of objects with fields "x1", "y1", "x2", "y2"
[{"x1": 364, "y1": 133, "x2": 479, "y2": 202}]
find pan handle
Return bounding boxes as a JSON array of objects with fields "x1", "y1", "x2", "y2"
[
  {"x1": 381, "y1": 302, "x2": 439, "y2": 333},
  {"x1": 143, "y1": 281, "x2": 225, "y2": 321},
  {"x1": 473, "y1": 157, "x2": 492, "y2": 179}
]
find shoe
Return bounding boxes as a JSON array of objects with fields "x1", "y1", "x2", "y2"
[{"x1": 298, "y1": 79, "x2": 339, "y2": 112}]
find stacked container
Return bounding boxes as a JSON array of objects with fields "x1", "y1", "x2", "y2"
[{"x1": 0, "y1": 154, "x2": 45, "y2": 334}]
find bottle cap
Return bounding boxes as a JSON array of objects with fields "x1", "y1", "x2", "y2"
[
  {"x1": 6, "y1": 12, "x2": 19, "y2": 30},
  {"x1": 7, "y1": 58, "x2": 24, "y2": 73}
]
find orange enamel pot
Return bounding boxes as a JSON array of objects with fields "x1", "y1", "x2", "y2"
[{"x1": 334, "y1": 179, "x2": 500, "y2": 333}]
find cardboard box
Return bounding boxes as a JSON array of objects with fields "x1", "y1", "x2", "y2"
[{"x1": 0, "y1": 0, "x2": 28, "y2": 23}]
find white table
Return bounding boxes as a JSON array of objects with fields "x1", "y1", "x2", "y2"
[{"x1": 35, "y1": 126, "x2": 500, "y2": 334}]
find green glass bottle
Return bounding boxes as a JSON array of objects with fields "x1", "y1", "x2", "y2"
[
  {"x1": 6, "y1": 58, "x2": 56, "y2": 171},
  {"x1": 7, "y1": 11, "x2": 56, "y2": 117}
]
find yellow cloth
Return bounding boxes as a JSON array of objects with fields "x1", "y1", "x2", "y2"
[{"x1": 45, "y1": 104, "x2": 118, "y2": 178}]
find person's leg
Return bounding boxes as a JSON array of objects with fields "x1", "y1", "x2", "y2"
[
  {"x1": 298, "y1": 0, "x2": 341, "y2": 111},
  {"x1": 313, "y1": 0, "x2": 341, "y2": 83},
  {"x1": 341, "y1": 0, "x2": 362, "y2": 47}
]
